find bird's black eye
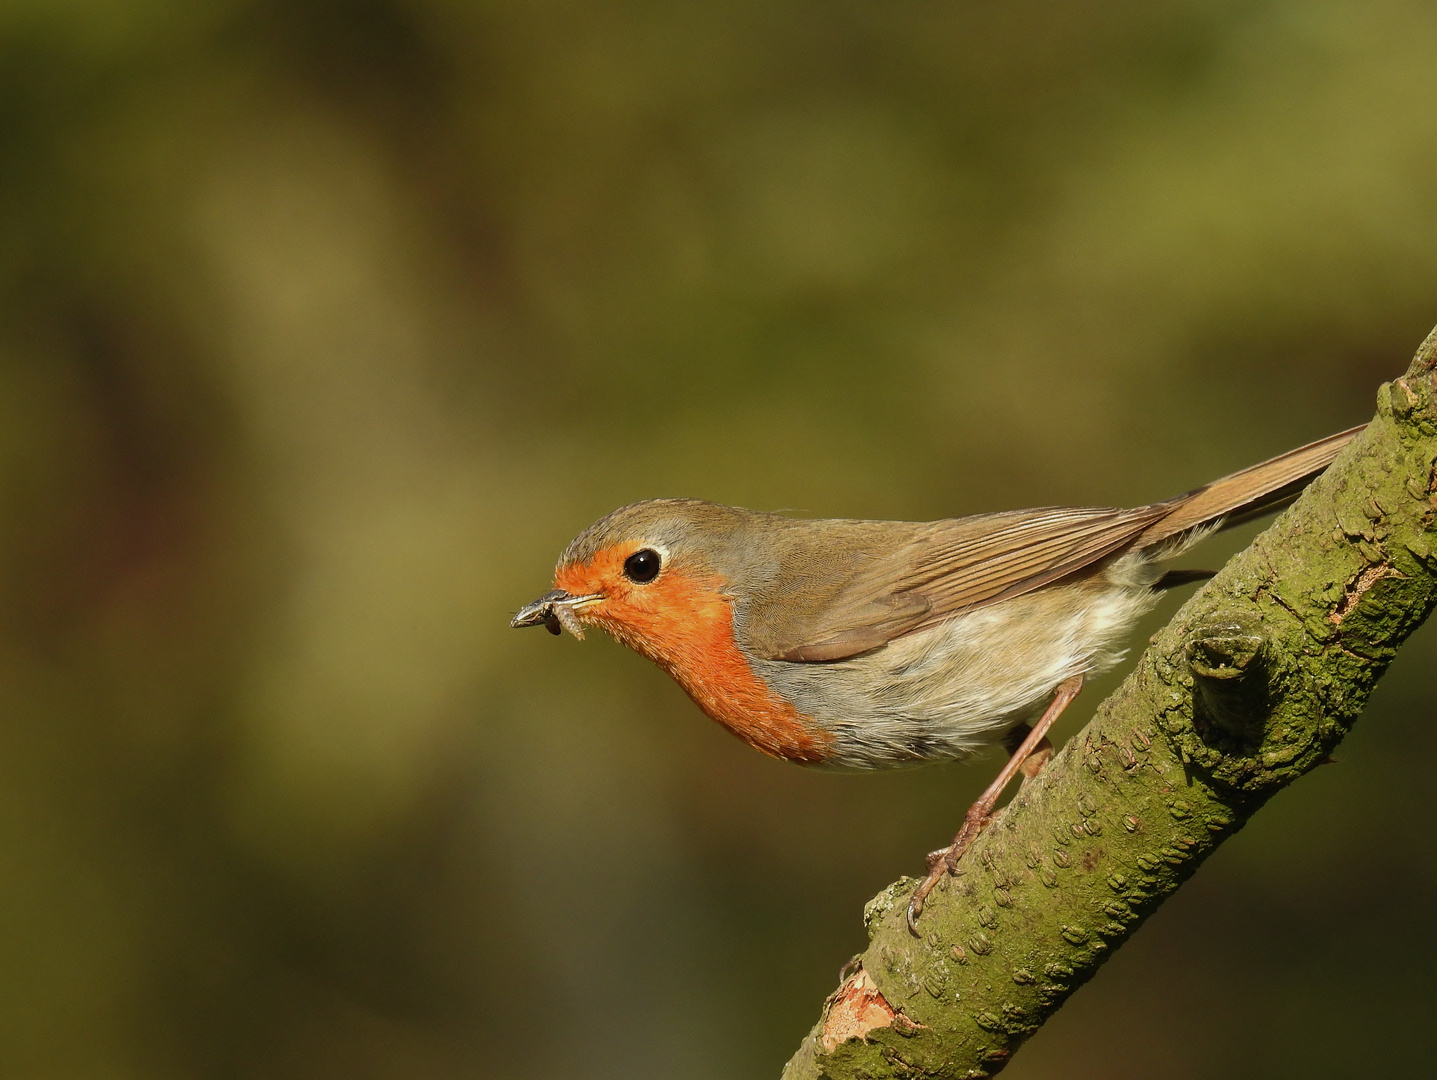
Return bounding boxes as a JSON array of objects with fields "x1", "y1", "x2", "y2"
[{"x1": 623, "y1": 548, "x2": 662, "y2": 583}]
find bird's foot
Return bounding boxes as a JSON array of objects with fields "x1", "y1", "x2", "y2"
[{"x1": 906, "y1": 808, "x2": 991, "y2": 935}]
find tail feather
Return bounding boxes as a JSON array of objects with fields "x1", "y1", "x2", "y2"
[{"x1": 1134, "y1": 424, "x2": 1365, "y2": 551}]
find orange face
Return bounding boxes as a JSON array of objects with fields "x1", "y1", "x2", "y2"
[{"x1": 555, "y1": 544, "x2": 832, "y2": 763}]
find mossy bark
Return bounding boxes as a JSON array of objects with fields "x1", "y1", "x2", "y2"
[{"x1": 782, "y1": 327, "x2": 1437, "y2": 1079}]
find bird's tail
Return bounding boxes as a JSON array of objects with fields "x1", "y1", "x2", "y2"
[{"x1": 1134, "y1": 424, "x2": 1365, "y2": 551}]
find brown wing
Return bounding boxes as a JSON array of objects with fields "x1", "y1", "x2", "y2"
[
  {"x1": 746, "y1": 505, "x2": 1168, "y2": 662},
  {"x1": 742, "y1": 426, "x2": 1362, "y2": 664}
]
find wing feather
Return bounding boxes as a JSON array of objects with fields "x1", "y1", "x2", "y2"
[
  {"x1": 750, "y1": 505, "x2": 1167, "y2": 662},
  {"x1": 741, "y1": 428, "x2": 1359, "y2": 663}
]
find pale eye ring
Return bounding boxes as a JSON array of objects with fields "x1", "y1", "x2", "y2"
[{"x1": 623, "y1": 548, "x2": 662, "y2": 583}]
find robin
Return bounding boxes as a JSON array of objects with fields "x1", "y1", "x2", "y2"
[{"x1": 512, "y1": 426, "x2": 1361, "y2": 931}]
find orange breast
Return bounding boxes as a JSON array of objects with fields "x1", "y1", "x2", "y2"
[{"x1": 556, "y1": 553, "x2": 832, "y2": 764}]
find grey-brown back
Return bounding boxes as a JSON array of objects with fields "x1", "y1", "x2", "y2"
[{"x1": 735, "y1": 425, "x2": 1364, "y2": 662}]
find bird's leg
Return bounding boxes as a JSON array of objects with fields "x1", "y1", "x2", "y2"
[{"x1": 907, "y1": 675, "x2": 1083, "y2": 934}]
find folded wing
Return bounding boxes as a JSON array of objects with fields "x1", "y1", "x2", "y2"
[
  {"x1": 746, "y1": 425, "x2": 1363, "y2": 663},
  {"x1": 748, "y1": 505, "x2": 1165, "y2": 661}
]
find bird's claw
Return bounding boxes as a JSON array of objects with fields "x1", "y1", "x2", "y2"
[
  {"x1": 905, "y1": 896, "x2": 924, "y2": 936},
  {"x1": 906, "y1": 850, "x2": 954, "y2": 935},
  {"x1": 905, "y1": 815, "x2": 993, "y2": 935}
]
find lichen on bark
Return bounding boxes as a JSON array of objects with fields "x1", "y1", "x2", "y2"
[{"x1": 782, "y1": 326, "x2": 1437, "y2": 1079}]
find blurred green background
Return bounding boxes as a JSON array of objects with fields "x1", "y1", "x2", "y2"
[{"x1": 2, "y1": 2, "x2": 1435, "y2": 1077}]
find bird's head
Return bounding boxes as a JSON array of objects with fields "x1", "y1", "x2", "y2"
[
  {"x1": 511, "y1": 499, "x2": 754, "y2": 665},
  {"x1": 510, "y1": 499, "x2": 831, "y2": 763}
]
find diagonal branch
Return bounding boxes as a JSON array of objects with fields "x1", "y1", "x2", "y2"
[{"x1": 783, "y1": 326, "x2": 1437, "y2": 1079}]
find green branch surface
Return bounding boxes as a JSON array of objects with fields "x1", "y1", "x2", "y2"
[{"x1": 782, "y1": 328, "x2": 1437, "y2": 1080}]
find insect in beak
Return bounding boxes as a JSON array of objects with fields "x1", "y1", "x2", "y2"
[{"x1": 510, "y1": 589, "x2": 603, "y2": 639}]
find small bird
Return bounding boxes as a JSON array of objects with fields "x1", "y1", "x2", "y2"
[{"x1": 512, "y1": 427, "x2": 1360, "y2": 930}]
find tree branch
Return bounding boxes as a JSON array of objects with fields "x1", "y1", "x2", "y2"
[{"x1": 782, "y1": 326, "x2": 1437, "y2": 1079}]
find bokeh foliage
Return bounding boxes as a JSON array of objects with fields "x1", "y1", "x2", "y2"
[{"x1": 0, "y1": 2, "x2": 1434, "y2": 1077}]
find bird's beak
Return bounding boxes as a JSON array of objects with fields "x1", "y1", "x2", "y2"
[{"x1": 510, "y1": 588, "x2": 604, "y2": 638}]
